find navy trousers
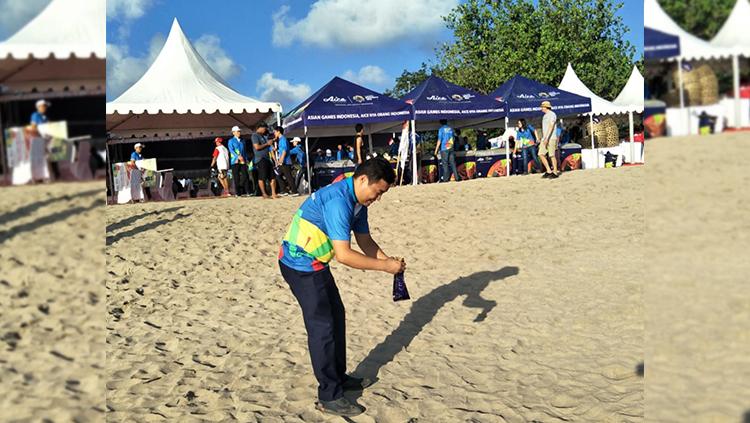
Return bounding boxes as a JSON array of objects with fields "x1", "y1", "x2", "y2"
[{"x1": 279, "y1": 262, "x2": 346, "y2": 401}]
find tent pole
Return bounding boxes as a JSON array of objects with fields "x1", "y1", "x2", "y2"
[
  {"x1": 411, "y1": 119, "x2": 417, "y2": 186},
  {"x1": 733, "y1": 54, "x2": 741, "y2": 128},
  {"x1": 677, "y1": 58, "x2": 687, "y2": 135},
  {"x1": 589, "y1": 114, "x2": 596, "y2": 168},
  {"x1": 629, "y1": 111, "x2": 635, "y2": 163},
  {"x1": 504, "y1": 116, "x2": 510, "y2": 177},
  {"x1": 367, "y1": 131, "x2": 373, "y2": 155},
  {"x1": 276, "y1": 111, "x2": 281, "y2": 127},
  {"x1": 0, "y1": 106, "x2": 7, "y2": 184},
  {"x1": 304, "y1": 126, "x2": 311, "y2": 195}
]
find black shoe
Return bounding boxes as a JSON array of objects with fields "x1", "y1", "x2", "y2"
[
  {"x1": 315, "y1": 397, "x2": 365, "y2": 417},
  {"x1": 548, "y1": 172, "x2": 559, "y2": 179},
  {"x1": 342, "y1": 375, "x2": 374, "y2": 391},
  {"x1": 541, "y1": 172, "x2": 551, "y2": 178}
]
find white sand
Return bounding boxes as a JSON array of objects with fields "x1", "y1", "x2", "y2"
[
  {"x1": 0, "y1": 181, "x2": 105, "y2": 422},
  {"x1": 106, "y1": 163, "x2": 644, "y2": 422}
]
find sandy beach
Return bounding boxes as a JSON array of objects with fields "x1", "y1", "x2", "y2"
[
  {"x1": 105, "y1": 159, "x2": 644, "y2": 422},
  {"x1": 0, "y1": 181, "x2": 105, "y2": 422},
  {"x1": 645, "y1": 132, "x2": 750, "y2": 422}
]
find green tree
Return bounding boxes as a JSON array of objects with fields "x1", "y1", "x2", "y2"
[
  {"x1": 388, "y1": 0, "x2": 638, "y2": 101},
  {"x1": 658, "y1": 0, "x2": 734, "y2": 41},
  {"x1": 383, "y1": 63, "x2": 436, "y2": 99}
]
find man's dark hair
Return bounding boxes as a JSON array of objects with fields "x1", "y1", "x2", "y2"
[
  {"x1": 439, "y1": 119, "x2": 448, "y2": 125},
  {"x1": 274, "y1": 125, "x2": 284, "y2": 134},
  {"x1": 353, "y1": 157, "x2": 395, "y2": 185},
  {"x1": 355, "y1": 123, "x2": 364, "y2": 133},
  {"x1": 257, "y1": 122, "x2": 269, "y2": 129}
]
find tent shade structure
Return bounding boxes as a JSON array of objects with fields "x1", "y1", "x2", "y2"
[
  {"x1": 711, "y1": 0, "x2": 750, "y2": 56},
  {"x1": 490, "y1": 74, "x2": 591, "y2": 118},
  {"x1": 644, "y1": 27, "x2": 681, "y2": 60},
  {"x1": 644, "y1": 0, "x2": 733, "y2": 61},
  {"x1": 614, "y1": 66, "x2": 646, "y2": 113},
  {"x1": 558, "y1": 63, "x2": 633, "y2": 115},
  {"x1": 399, "y1": 75, "x2": 506, "y2": 129},
  {"x1": 0, "y1": 0, "x2": 105, "y2": 96},
  {"x1": 282, "y1": 76, "x2": 413, "y2": 137},
  {"x1": 106, "y1": 19, "x2": 280, "y2": 141}
]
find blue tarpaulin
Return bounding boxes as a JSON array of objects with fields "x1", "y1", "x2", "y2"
[
  {"x1": 645, "y1": 27, "x2": 681, "y2": 60},
  {"x1": 400, "y1": 75, "x2": 506, "y2": 123},
  {"x1": 489, "y1": 75, "x2": 592, "y2": 118},
  {"x1": 282, "y1": 76, "x2": 413, "y2": 137}
]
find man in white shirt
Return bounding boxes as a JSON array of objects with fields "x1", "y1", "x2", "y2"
[
  {"x1": 211, "y1": 137, "x2": 231, "y2": 196},
  {"x1": 538, "y1": 101, "x2": 560, "y2": 179}
]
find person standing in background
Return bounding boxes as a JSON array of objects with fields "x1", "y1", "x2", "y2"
[
  {"x1": 275, "y1": 126, "x2": 296, "y2": 196},
  {"x1": 30, "y1": 99, "x2": 58, "y2": 180},
  {"x1": 514, "y1": 119, "x2": 539, "y2": 175},
  {"x1": 290, "y1": 137, "x2": 307, "y2": 191},
  {"x1": 435, "y1": 119, "x2": 460, "y2": 182},
  {"x1": 228, "y1": 126, "x2": 252, "y2": 196},
  {"x1": 537, "y1": 101, "x2": 560, "y2": 179},
  {"x1": 354, "y1": 124, "x2": 365, "y2": 166},
  {"x1": 252, "y1": 122, "x2": 278, "y2": 199},
  {"x1": 129, "y1": 143, "x2": 151, "y2": 202},
  {"x1": 211, "y1": 137, "x2": 231, "y2": 196}
]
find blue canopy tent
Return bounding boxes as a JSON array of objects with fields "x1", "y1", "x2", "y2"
[
  {"x1": 282, "y1": 76, "x2": 413, "y2": 193},
  {"x1": 398, "y1": 75, "x2": 507, "y2": 183},
  {"x1": 644, "y1": 27, "x2": 681, "y2": 60}
]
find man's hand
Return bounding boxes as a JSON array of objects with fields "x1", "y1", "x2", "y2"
[{"x1": 384, "y1": 257, "x2": 406, "y2": 274}]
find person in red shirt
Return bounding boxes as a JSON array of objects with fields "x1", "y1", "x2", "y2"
[{"x1": 211, "y1": 137, "x2": 231, "y2": 196}]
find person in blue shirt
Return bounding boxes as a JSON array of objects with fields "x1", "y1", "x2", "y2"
[
  {"x1": 129, "y1": 143, "x2": 152, "y2": 201},
  {"x1": 347, "y1": 145, "x2": 355, "y2": 161},
  {"x1": 274, "y1": 126, "x2": 296, "y2": 195},
  {"x1": 278, "y1": 157, "x2": 404, "y2": 417},
  {"x1": 289, "y1": 138, "x2": 308, "y2": 190},
  {"x1": 434, "y1": 119, "x2": 460, "y2": 182},
  {"x1": 227, "y1": 125, "x2": 252, "y2": 196},
  {"x1": 30, "y1": 99, "x2": 50, "y2": 126},
  {"x1": 514, "y1": 119, "x2": 540, "y2": 174}
]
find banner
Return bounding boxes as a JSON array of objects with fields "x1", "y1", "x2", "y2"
[
  {"x1": 4, "y1": 126, "x2": 49, "y2": 184},
  {"x1": 38, "y1": 121, "x2": 70, "y2": 162},
  {"x1": 138, "y1": 158, "x2": 158, "y2": 188}
]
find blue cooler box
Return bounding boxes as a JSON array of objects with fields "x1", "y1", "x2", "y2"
[
  {"x1": 312, "y1": 160, "x2": 355, "y2": 191},
  {"x1": 475, "y1": 149, "x2": 511, "y2": 177}
]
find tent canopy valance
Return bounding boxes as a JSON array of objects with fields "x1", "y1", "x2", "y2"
[
  {"x1": 490, "y1": 74, "x2": 591, "y2": 118},
  {"x1": 282, "y1": 76, "x2": 412, "y2": 137},
  {"x1": 0, "y1": 0, "x2": 105, "y2": 95},
  {"x1": 644, "y1": 27, "x2": 681, "y2": 60},
  {"x1": 106, "y1": 19, "x2": 280, "y2": 140}
]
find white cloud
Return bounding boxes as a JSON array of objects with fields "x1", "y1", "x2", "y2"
[
  {"x1": 256, "y1": 73, "x2": 311, "y2": 107},
  {"x1": 107, "y1": 0, "x2": 155, "y2": 21},
  {"x1": 107, "y1": 33, "x2": 240, "y2": 100},
  {"x1": 0, "y1": 0, "x2": 51, "y2": 39},
  {"x1": 272, "y1": 0, "x2": 458, "y2": 48},
  {"x1": 342, "y1": 65, "x2": 390, "y2": 88},
  {"x1": 193, "y1": 34, "x2": 241, "y2": 81},
  {"x1": 106, "y1": 34, "x2": 165, "y2": 99}
]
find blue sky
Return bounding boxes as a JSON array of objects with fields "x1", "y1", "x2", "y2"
[{"x1": 0, "y1": 0, "x2": 643, "y2": 109}]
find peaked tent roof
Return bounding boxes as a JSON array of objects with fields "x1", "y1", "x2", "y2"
[
  {"x1": 644, "y1": 0, "x2": 733, "y2": 61},
  {"x1": 644, "y1": 27, "x2": 681, "y2": 60},
  {"x1": 0, "y1": 0, "x2": 105, "y2": 96},
  {"x1": 282, "y1": 76, "x2": 412, "y2": 137},
  {"x1": 558, "y1": 63, "x2": 632, "y2": 115},
  {"x1": 400, "y1": 75, "x2": 506, "y2": 123},
  {"x1": 490, "y1": 74, "x2": 591, "y2": 118},
  {"x1": 613, "y1": 66, "x2": 645, "y2": 113},
  {"x1": 106, "y1": 19, "x2": 281, "y2": 140},
  {"x1": 711, "y1": 0, "x2": 750, "y2": 57}
]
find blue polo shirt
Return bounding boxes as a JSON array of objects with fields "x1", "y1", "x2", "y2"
[
  {"x1": 31, "y1": 112, "x2": 48, "y2": 125},
  {"x1": 279, "y1": 177, "x2": 369, "y2": 272},
  {"x1": 130, "y1": 152, "x2": 143, "y2": 161},
  {"x1": 227, "y1": 136, "x2": 246, "y2": 165},
  {"x1": 277, "y1": 135, "x2": 292, "y2": 165},
  {"x1": 438, "y1": 125, "x2": 455, "y2": 151},
  {"x1": 290, "y1": 145, "x2": 305, "y2": 165}
]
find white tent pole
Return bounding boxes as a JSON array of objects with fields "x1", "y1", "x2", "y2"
[
  {"x1": 304, "y1": 126, "x2": 311, "y2": 195},
  {"x1": 629, "y1": 111, "x2": 635, "y2": 164},
  {"x1": 589, "y1": 114, "x2": 596, "y2": 168},
  {"x1": 367, "y1": 131, "x2": 373, "y2": 155},
  {"x1": 504, "y1": 116, "x2": 510, "y2": 177},
  {"x1": 411, "y1": 119, "x2": 417, "y2": 186},
  {"x1": 678, "y1": 58, "x2": 688, "y2": 135},
  {"x1": 733, "y1": 54, "x2": 741, "y2": 128},
  {"x1": 276, "y1": 112, "x2": 281, "y2": 127}
]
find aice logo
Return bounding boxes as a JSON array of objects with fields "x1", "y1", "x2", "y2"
[
  {"x1": 426, "y1": 95, "x2": 448, "y2": 101},
  {"x1": 517, "y1": 93, "x2": 535, "y2": 99},
  {"x1": 323, "y1": 96, "x2": 347, "y2": 103}
]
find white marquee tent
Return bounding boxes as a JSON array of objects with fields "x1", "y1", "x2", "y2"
[
  {"x1": 558, "y1": 63, "x2": 642, "y2": 164},
  {"x1": 0, "y1": 0, "x2": 105, "y2": 96},
  {"x1": 106, "y1": 19, "x2": 281, "y2": 140},
  {"x1": 711, "y1": 0, "x2": 750, "y2": 128},
  {"x1": 644, "y1": 0, "x2": 742, "y2": 132}
]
